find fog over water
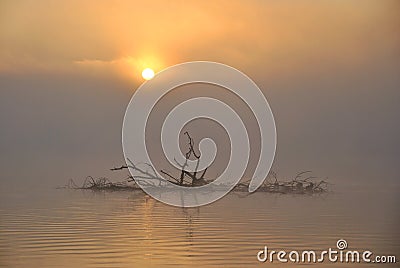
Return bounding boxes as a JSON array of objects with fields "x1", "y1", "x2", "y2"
[{"x1": 0, "y1": 1, "x2": 399, "y2": 267}]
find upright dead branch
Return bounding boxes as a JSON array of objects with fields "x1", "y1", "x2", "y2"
[
  {"x1": 109, "y1": 132, "x2": 210, "y2": 187},
  {"x1": 161, "y1": 132, "x2": 208, "y2": 186},
  {"x1": 104, "y1": 132, "x2": 329, "y2": 194}
]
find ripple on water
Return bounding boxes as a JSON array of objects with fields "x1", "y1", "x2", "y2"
[{"x1": 0, "y1": 189, "x2": 399, "y2": 268}]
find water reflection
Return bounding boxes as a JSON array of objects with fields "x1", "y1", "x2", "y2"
[{"x1": 0, "y1": 186, "x2": 398, "y2": 267}]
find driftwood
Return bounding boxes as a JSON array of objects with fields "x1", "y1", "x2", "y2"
[
  {"x1": 59, "y1": 176, "x2": 138, "y2": 191},
  {"x1": 109, "y1": 132, "x2": 209, "y2": 187},
  {"x1": 63, "y1": 133, "x2": 329, "y2": 194}
]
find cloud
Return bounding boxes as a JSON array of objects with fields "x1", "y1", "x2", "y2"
[{"x1": 0, "y1": 1, "x2": 399, "y2": 79}]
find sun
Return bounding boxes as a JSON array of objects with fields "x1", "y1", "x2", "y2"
[{"x1": 142, "y1": 68, "x2": 155, "y2": 80}]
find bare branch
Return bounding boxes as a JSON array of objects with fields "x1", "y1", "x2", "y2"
[
  {"x1": 160, "y1": 170, "x2": 180, "y2": 183},
  {"x1": 111, "y1": 165, "x2": 128, "y2": 171},
  {"x1": 184, "y1": 131, "x2": 200, "y2": 159},
  {"x1": 199, "y1": 167, "x2": 208, "y2": 179},
  {"x1": 293, "y1": 170, "x2": 312, "y2": 181}
]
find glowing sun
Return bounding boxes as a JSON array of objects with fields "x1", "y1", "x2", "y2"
[{"x1": 142, "y1": 68, "x2": 155, "y2": 80}]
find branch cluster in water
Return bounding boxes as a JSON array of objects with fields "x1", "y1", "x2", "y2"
[{"x1": 61, "y1": 133, "x2": 329, "y2": 194}]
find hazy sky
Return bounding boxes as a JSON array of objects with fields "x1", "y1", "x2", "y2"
[{"x1": 1, "y1": 1, "x2": 399, "y2": 189}]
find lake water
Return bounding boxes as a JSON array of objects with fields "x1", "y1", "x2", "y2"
[{"x1": 0, "y1": 184, "x2": 398, "y2": 267}]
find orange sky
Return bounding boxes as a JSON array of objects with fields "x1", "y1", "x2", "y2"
[
  {"x1": 1, "y1": 0, "x2": 399, "y2": 81},
  {"x1": 1, "y1": 1, "x2": 400, "y2": 188}
]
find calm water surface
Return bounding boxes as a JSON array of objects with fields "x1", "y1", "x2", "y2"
[{"x1": 0, "y1": 184, "x2": 399, "y2": 267}]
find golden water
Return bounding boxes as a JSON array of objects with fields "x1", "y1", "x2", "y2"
[{"x1": 0, "y1": 186, "x2": 398, "y2": 267}]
